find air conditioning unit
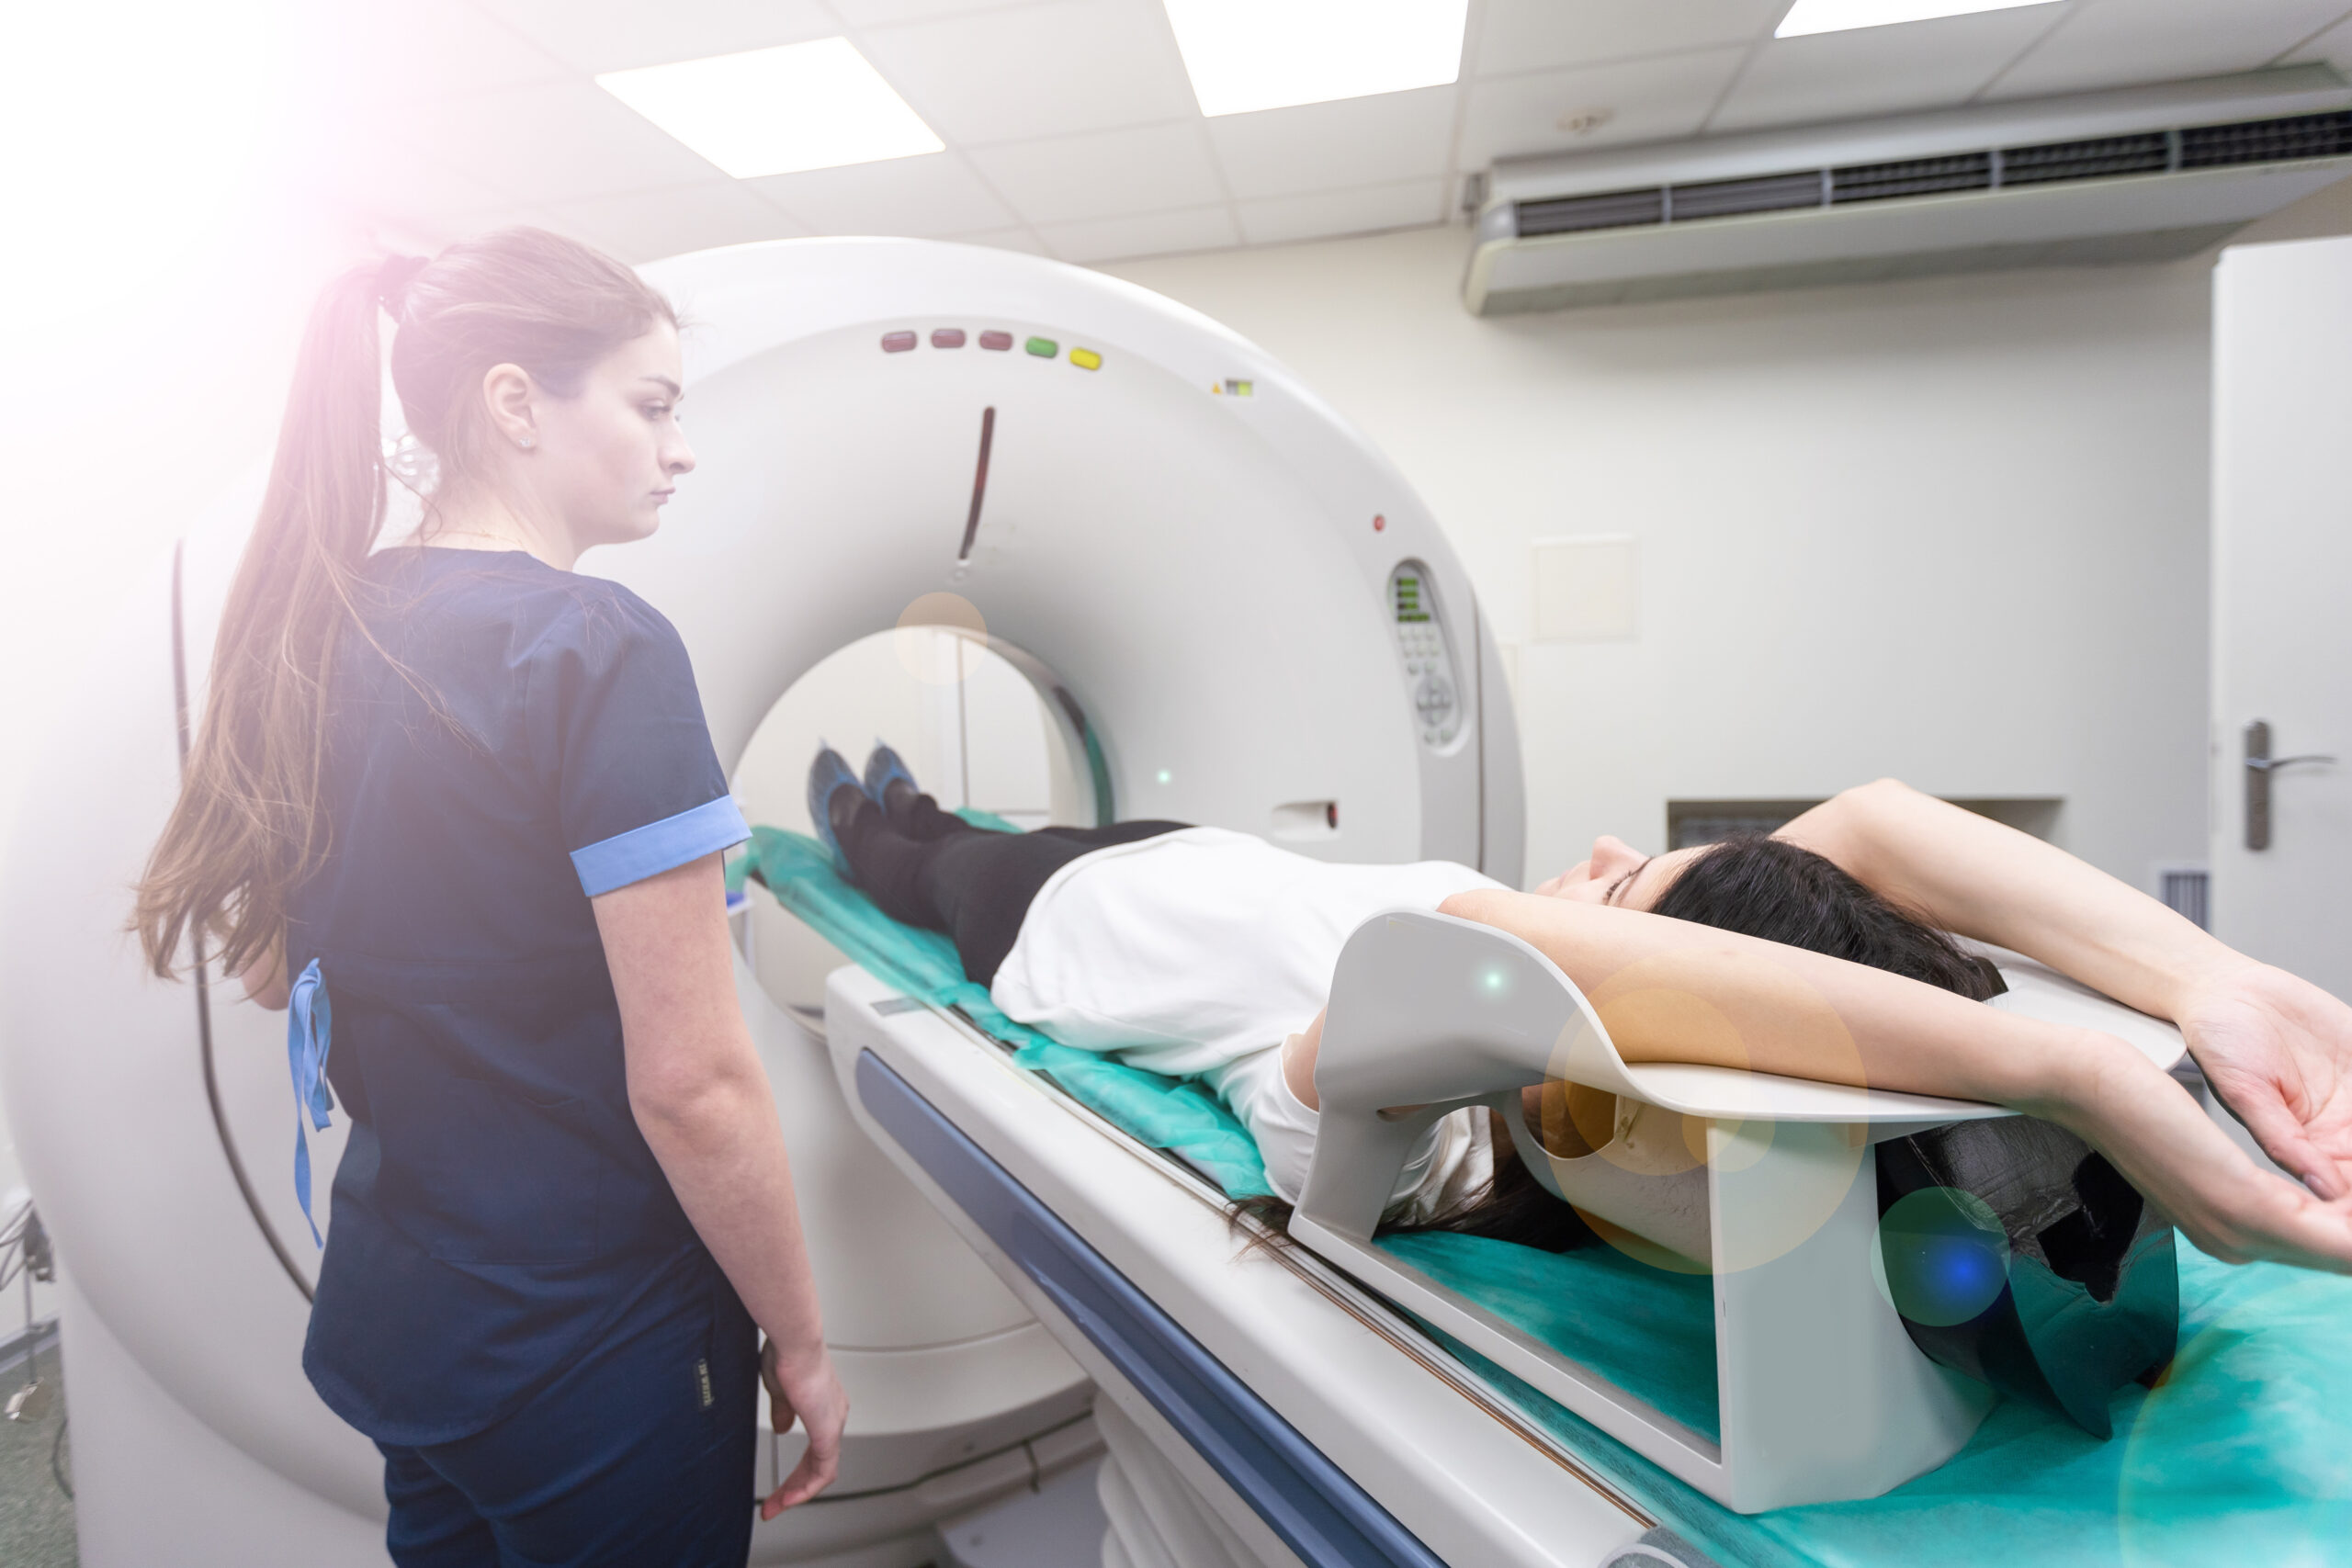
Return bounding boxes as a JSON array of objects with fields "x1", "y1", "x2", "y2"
[{"x1": 1464, "y1": 66, "x2": 2352, "y2": 315}]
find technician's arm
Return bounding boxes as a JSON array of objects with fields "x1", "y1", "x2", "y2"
[
  {"x1": 1439, "y1": 886, "x2": 2352, "y2": 1274},
  {"x1": 1779, "y1": 778, "x2": 2352, "y2": 1201},
  {"x1": 595, "y1": 853, "x2": 848, "y2": 1517}
]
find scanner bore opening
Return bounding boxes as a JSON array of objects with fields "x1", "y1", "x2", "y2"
[{"x1": 729, "y1": 626, "x2": 1103, "y2": 1027}]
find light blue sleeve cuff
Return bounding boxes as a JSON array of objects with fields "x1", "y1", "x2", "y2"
[{"x1": 572, "y1": 795, "x2": 752, "y2": 897}]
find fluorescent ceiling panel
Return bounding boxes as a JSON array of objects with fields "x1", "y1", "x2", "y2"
[
  {"x1": 1776, "y1": 0, "x2": 2061, "y2": 38},
  {"x1": 1163, "y1": 0, "x2": 1468, "y2": 118},
  {"x1": 597, "y1": 38, "x2": 942, "y2": 179}
]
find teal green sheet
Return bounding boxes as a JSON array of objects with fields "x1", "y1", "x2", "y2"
[
  {"x1": 736, "y1": 825, "x2": 1272, "y2": 1197},
  {"x1": 1408, "y1": 1241, "x2": 2352, "y2": 1568},
  {"x1": 1382, "y1": 1232, "x2": 1721, "y2": 1445},
  {"x1": 736, "y1": 824, "x2": 2352, "y2": 1567}
]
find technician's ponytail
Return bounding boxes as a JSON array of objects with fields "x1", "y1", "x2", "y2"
[{"x1": 135, "y1": 229, "x2": 673, "y2": 981}]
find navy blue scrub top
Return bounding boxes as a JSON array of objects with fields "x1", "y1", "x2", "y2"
[{"x1": 288, "y1": 547, "x2": 750, "y2": 1448}]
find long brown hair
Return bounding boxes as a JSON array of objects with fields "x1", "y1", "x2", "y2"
[{"x1": 134, "y1": 228, "x2": 675, "y2": 980}]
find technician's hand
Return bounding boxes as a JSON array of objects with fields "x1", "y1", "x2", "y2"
[
  {"x1": 2176, "y1": 961, "x2": 2352, "y2": 1203},
  {"x1": 760, "y1": 1338, "x2": 848, "y2": 1517}
]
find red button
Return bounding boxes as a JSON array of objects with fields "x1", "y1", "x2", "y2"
[
  {"x1": 978, "y1": 331, "x2": 1013, "y2": 351},
  {"x1": 881, "y1": 331, "x2": 917, "y2": 353},
  {"x1": 932, "y1": 328, "x2": 967, "y2": 348}
]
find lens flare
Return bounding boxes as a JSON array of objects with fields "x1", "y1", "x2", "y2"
[
  {"x1": 1873, "y1": 1186, "x2": 2010, "y2": 1327},
  {"x1": 894, "y1": 592, "x2": 986, "y2": 685}
]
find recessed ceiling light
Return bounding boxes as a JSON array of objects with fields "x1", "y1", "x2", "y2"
[
  {"x1": 1162, "y1": 0, "x2": 1468, "y2": 118},
  {"x1": 597, "y1": 38, "x2": 942, "y2": 179},
  {"x1": 1775, "y1": 0, "x2": 2061, "y2": 39}
]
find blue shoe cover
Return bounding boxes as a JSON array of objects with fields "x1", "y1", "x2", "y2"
[
  {"x1": 863, "y1": 741, "x2": 919, "y2": 807},
  {"x1": 807, "y1": 745, "x2": 863, "y2": 874}
]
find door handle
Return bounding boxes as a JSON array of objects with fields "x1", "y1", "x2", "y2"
[{"x1": 2245, "y1": 720, "x2": 2337, "y2": 851}]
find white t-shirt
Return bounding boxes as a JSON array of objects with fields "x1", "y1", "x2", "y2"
[{"x1": 990, "y1": 827, "x2": 1505, "y2": 1217}]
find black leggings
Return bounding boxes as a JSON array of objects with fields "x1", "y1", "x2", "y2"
[{"x1": 837, "y1": 790, "x2": 1187, "y2": 987}]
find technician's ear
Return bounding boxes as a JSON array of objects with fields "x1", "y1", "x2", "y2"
[{"x1": 481, "y1": 362, "x2": 538, "y2": 450}]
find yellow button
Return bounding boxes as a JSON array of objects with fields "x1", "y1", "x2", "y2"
[{"x1": 1069, "y1": 347, "x2": 1102, "y2": 371}]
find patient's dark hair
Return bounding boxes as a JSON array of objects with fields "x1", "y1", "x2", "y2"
[
  {"x1": 1230, "y1": 834, "x2": 1999, "y2": 1256},
  {"x1": 1647, "y1": 834, "x2": 2000, "y2": 1002}
]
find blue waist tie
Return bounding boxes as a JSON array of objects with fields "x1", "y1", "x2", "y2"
[{"x1": 287, "y1": 958, "x2": 335, "y2": 1247}]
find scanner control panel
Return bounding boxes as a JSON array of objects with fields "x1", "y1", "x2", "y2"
[{"x1": 1388, "y1": 561, "x2": 1464, "y2": 750}]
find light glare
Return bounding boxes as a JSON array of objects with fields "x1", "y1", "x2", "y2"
[
  {"x1": 1162, "y1": 0, "x2": 1468, "y2": 118},
  {"x1": 597, "y1": 38, "x2": 943, "y2": 179},
  {"x1": 1776, "y1": 0, "x2": 2061, "y2": 37}
]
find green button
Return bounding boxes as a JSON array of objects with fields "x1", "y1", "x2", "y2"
[{"x1": 1025, "y1": 336, "x2": 1058, "y2": 358}]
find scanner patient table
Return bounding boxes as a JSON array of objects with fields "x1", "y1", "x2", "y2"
[{"x1": 739, "y1": 824, "x2": 2352, "y2": 1568}]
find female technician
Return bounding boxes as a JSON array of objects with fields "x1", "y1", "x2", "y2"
[{"x1": 134, "y1": 228, "x2": 845, "y2": 1565}]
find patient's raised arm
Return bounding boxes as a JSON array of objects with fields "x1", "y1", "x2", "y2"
[
  {"x1": 1437, "y1": 886, "x2": 2352, "y2": 1275},
  {"x1": 1777, "y1": 779, "x2": 2352, "y2": 1201}
]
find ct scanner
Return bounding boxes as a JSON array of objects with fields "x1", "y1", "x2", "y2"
[{"x1": 2, "y1": 236, "x2": 1729, "y2": 1567}]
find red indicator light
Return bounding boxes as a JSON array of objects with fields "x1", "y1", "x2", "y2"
[
  {"x1": 1373, "y1": 514, "x2": 1386, "y2": 532},
  {"x1": 881, "y1": 331, "x2": 917, "y2": 353},
  {"x1": 932, "y1": 328, "x2": 967, "y2": 348},
  {"x1": 978, "y1": 331, "x2": 1012, "y2": 351}
]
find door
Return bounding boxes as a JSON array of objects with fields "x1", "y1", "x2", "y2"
[{"x1": 2211, "y1": 235, "x2": 2352, "y2": 1001}]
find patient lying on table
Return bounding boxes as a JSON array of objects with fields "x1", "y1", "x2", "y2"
[{"x1": 808, "y1": 745, "x2": 2352, "y2": 1288}]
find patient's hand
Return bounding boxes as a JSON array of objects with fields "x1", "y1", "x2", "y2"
[
  {"x1": 2176, "y1": 963, "x2": 2352, "y2": 1202},
  {"x1": 2058, "y1": 1035, "x2": 2352, "y2": 1273}
]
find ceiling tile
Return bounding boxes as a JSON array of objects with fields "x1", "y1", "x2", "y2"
[
  {"x1": 971, "y1": 121, "x2": 1226, "y2": 223},
  {"x1": 948, "y1": 227, "x2": 1055, "y2": 255},
  {"x1": 538, "y1": 181, "x2": 809, "y2": 263},
  {"x1": 2286, "y1": 11, "x2": 2352, "y2": 69},
  {"x1": 396, "y1": 79, "x2": 732, "y2": 201},
  {"x1": 1986, "y1": 0, "x2": 2352, "y2": 101},
  {"x1": 1457, "y1": 48, "x2": 1746, "y2": 168},
  {"x1": 1235, "y1": 179, "x2": 1447, "y2": 245},
  {"x1": 1708, "y1": 6, "x2": 2071, "y2": 133},
  {"x1": 1035, "y1": 204, "x2": 1239, "y2": 264},
  {"x1": 471, "y1": 0, "x2": 838, "y2": 75},
  {"x1": 831, "y1": 0, "x2": 1039, "y2": 21},
  {"x1": 750, "y1": 152, "x2": 1018, "y2": 235},
  {"x1": 303, "y1": 136, "x2": 521, "y2": 231},
  {"x1": 1475, "y1": 0, "x2": 1781, "y2": 76},
  {"x1": 281, "y1": 0, "x2": 570, "y2": 107},
  {"x1": 856, "y1": 0, "x2": 1199, "y2": 144},
  {"x1": 1203, "y1": 86, "x2": 1456, "y2": 200}
]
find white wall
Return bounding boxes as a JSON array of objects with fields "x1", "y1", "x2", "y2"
[
  {"x1": 1102, "y1": 229, "x2": 2222, "y2": 892},
  {"x1": 0, "y1": 231, "x2": 361, "y2": 1244},
  {"x1": 7, "y1": 175, "x2": 2351, "y2": 1208}
]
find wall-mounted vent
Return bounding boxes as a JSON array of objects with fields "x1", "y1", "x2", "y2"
[
  {"x1": 1834, "y1": 151, "x2": 1993, "y2": 203},
  {"x1": 2158, "y1": 866, "x2": 2211, "y2": 930},
  {"x1": 1499, "y1": 109, "x2": 2350, "y2": 244},
  {"x1": 1518, "y1": 187, "x2": 1667, "y2": 236},
  {"x1": 2183, "y1": 109, "x2": 2352, "y2": 166},
  {"x1": 2002, "y1": 132, "x2": 2170, "y2": 185},
  {"x1": 1468, "y1": 71, "x2": 2352, "y2": 315}
]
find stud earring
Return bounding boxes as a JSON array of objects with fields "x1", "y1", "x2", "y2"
[{"x1": 518, "y1": 435, "x2": 535, "y2": 448}]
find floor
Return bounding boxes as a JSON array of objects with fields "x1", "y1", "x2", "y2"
[
  {"x1": 0, "y1": 1327, "x2": 77, "y2": 1568},
  {"x1": 935, "y1": 1458, "x2": 1108, "y2": 1568}
]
